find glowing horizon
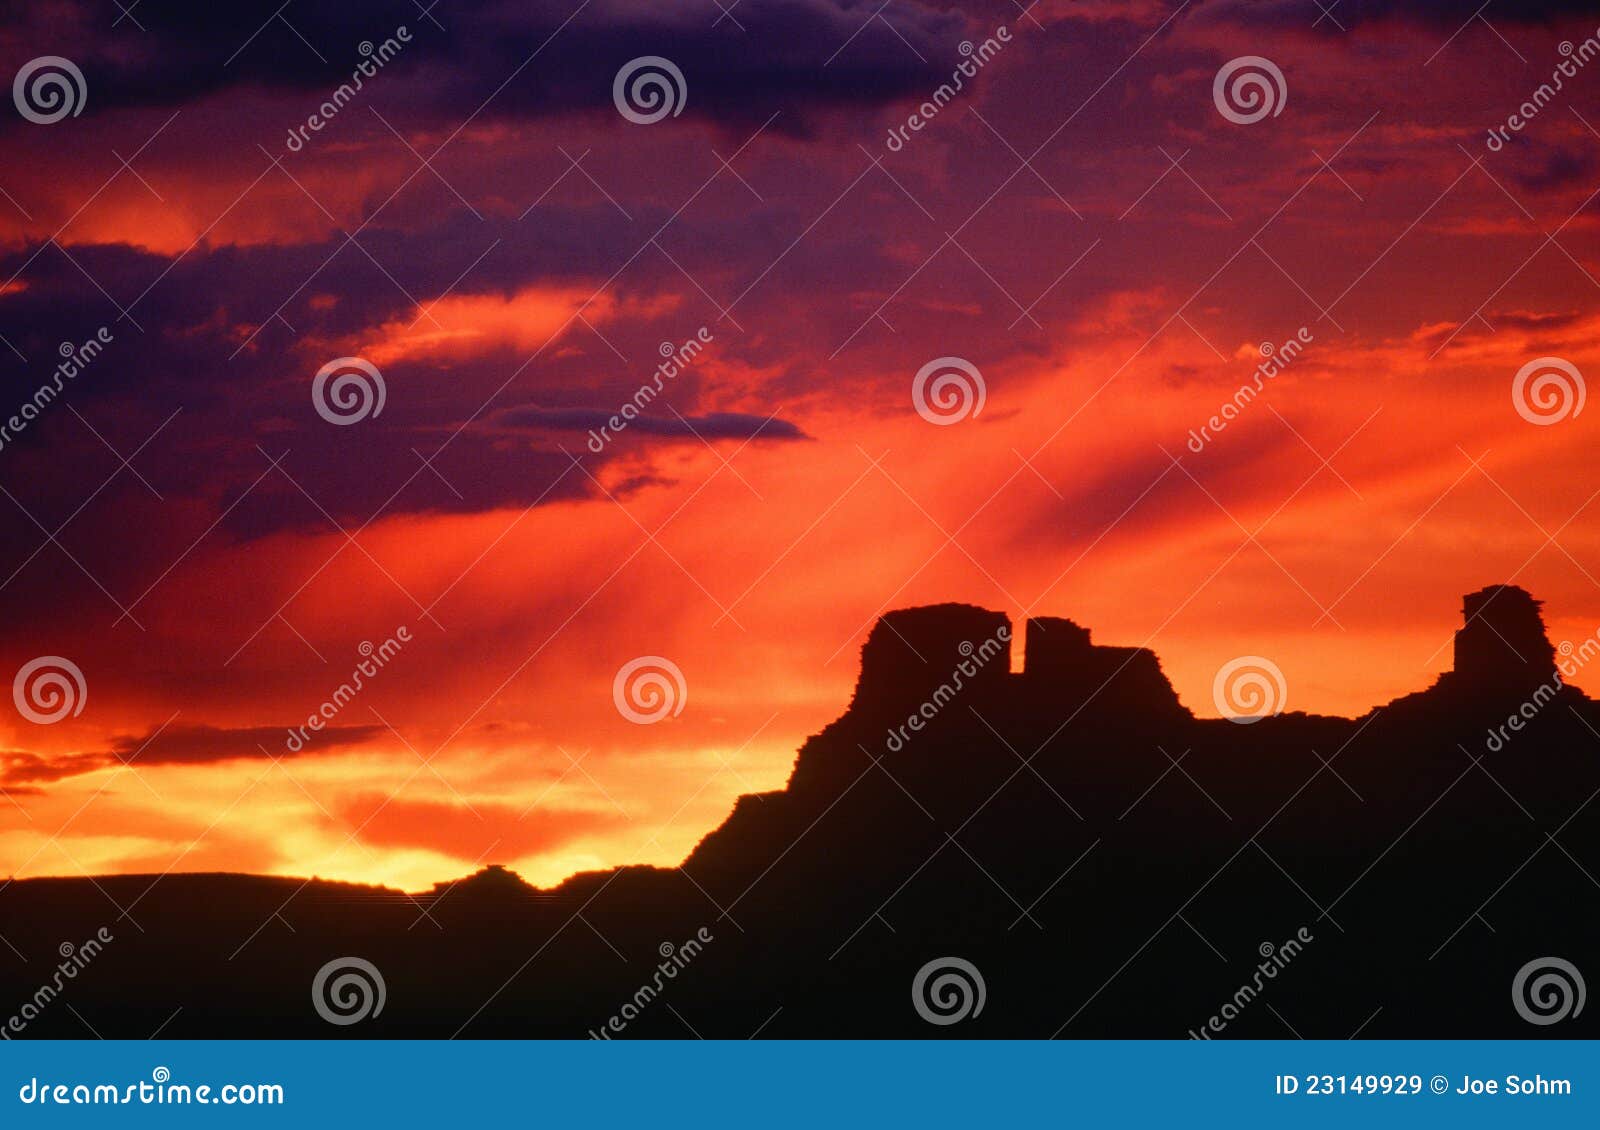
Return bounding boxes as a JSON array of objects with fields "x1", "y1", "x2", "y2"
[{"x1": 3, "y1": 1, "x2": 1600, "y2": 892}]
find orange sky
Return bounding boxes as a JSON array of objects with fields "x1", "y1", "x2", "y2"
[{"x1": 2, "y1": 1, "x2": 1600, "y2": 891}]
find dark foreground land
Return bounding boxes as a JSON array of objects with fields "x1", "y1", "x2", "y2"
[{"x1": 3, "y1": 585, "x2": 1597, "y2": 1038}]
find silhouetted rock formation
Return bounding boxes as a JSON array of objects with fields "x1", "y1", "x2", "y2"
[
  {"x1": 1023, "y1": 616, "x2": 1188, "y2": 718},
  {"x1": 426, "y1": 864, "x2": 539, "y2": 902},
  {"x1": 3, "y1": 586, "x2": 1597, "y2": 1041},
  {"x1": 1447, "y1": 585, "x2": 1559, "y2": 697},
  {"x1": 849, "y1": 603, "x2": 1012, "y2": 714}
]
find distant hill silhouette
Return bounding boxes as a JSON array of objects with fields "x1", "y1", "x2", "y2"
[{"x1": 2, "y1": 585, "x2": 1597, "y2": 1038}]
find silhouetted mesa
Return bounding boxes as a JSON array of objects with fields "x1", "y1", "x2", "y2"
[
  {"x1": 849, "y1": 603, "x2": 1012, "y2": 715},
  {"x1": 1023, "y1": 617, "x2": 1188, "y2": 718},
  {"x1": 426, "y1": 864, "x2": 541, "y2": 903},
  {"x1": 1444, "y1": 584, "x2": 1559, "y2": 699},
  {"x1": 844, "y1": 602, "x2": 1192, "y2": 727},
  {"x1": 4, "y1": 586, "x2": 1598, "y2": 1040}
]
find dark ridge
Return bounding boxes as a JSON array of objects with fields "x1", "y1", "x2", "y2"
[{"x1": 2, "y1": 588, "x2": 1596, "y2": 1039}]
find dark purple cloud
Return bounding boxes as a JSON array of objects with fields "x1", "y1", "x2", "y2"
[
  {"x1": 499, "y1": 405, "x2": 811, "y2": 441},
  {"x1": 0, "y1": 723, "x2": 384, "y2": 787},
  {"x1": 1197, "y1": 0, "x2": 1598, "y2": 29},
  {"x1": 0, "y1": 0, "x2": 973, "y2": 135}
]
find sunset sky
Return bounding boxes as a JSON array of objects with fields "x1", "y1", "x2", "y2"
[{"x1": 2, "y1": 0, "x2": 1599, "y2": 892}]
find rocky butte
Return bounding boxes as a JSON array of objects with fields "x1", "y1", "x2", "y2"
[{"x1": 1, "y1": 585, "x2": 1596, "y2": 1039}]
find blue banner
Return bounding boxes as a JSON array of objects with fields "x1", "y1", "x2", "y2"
[{"x1": 2, "y1": 1041, "x2": 1596, "y2": 1126}]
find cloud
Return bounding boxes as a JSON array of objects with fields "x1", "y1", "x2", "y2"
[
  {"x1": 335, "y1": 793, "x2": 626, "y2": 858},
  {"x1": 1508, "y1": 145, "x2": 1599, "y2": 194},
  {"x1": 499, "y1": 406, "x2": 812, "y2": 442},
  {"x1": 0, "y1": 0, "x2": 973, "y2": 134},
  {"x1": 1196, "y1": 0, "x2": 1599, "y2": 28},
  {"x1": 334, "y1": 287, "x2": 668, "y2": 367},
  {"x1": 0, "y1": 724, "x2": 384, "y2": 788},
  {"x1": 106, "y1": 722, "x2": 383, "y2": 765},
  {"x1": 0, "y1": 751, "x2": 86, "y2": 786},
  {"x1": 0, "y1": 234, "x2": 605, "y2": 542}
]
